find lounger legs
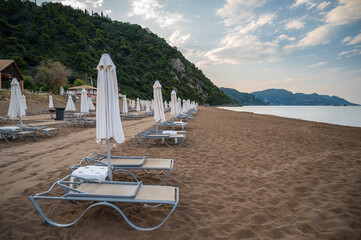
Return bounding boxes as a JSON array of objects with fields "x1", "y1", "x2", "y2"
[{"x1": 29, "y1": 188, "x2": 179, "y2": 231}]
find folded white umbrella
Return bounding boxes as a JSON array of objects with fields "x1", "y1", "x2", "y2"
[
  {"x1": 65, "y1": 96, "x2": 76, "y2": 111},
  {"x1": 146, "y1": 102, "x2": 150, "y2": 112},
  {"x1": 88, "y1": 97, "x2": 96, "y2": 111},
  {"x1": 80, "y1": 88, "x2": 89, "y2": 113},
  {"x1": 122, "y1": 95, "x2": 128, "y2": 114},
  {"x1": 136, "y1": 97, "x2": 140, "y2": 112},
  {"x1": 170, "y1": 90, "x2": 177, "y2": 120},
  {"x1": 8, "y1": 78, "x2": 25, "y2": 127},
  {"x1": 153, "y1": 81, "x2": 165, "y2": 132},
  {"x1": 96, "y1": 53, "x2": 125, "y2": 180},
  {"x1": 22, "y1": 95, "x2": 27, "y2": 111},
  {"x1": 182, "y1": 99, "x2": 187, "y2": 113},
  {"x1": 177, "y1": 98, "x2": 182, "y2": 116},
  {"x1": 49, "y1": 95, "x2": 54, "y2": 109}
]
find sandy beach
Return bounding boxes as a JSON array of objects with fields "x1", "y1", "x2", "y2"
[{"x1": 1, "y1": 107, "x2": 361, "y2": 239}]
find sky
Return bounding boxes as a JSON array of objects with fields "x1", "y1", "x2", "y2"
[{"x1": 37, "y1": 0, "x2": 361, "y2": 104}]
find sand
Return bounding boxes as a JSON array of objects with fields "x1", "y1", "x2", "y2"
[{"x1": 0, "y1": 107, "x2": 361, "y2": 239}]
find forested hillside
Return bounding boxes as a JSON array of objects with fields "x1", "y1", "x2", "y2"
[
  {"x1": 0, "y1": 0, "x2": 230, "y2": 104},
  {"x1": 220, "y1": 87, "x2": 265, "y2": 105}
]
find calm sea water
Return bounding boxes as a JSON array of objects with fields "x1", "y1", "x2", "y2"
[{"x1": 219, "y1": 106, "x2": 361, "y2": 128}]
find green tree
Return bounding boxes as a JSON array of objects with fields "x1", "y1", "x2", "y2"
[{"x1": 74, "y1": 78, "x2": 85, "y2": 86}]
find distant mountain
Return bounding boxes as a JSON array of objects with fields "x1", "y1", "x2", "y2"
[
  {"x1": 252, "y1": 89, "x2": 359, "y2": 106},
  {"x1": 220, "y1": 87, "x2": 265, "y2": 105}
]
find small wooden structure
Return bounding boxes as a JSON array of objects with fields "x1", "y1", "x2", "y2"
[
  {"x1": 0, "y1": 60, "x2": 24, "y2": 89},
  {"x1": 69, "y1": 85, "x2": 97, "y2": 98}
]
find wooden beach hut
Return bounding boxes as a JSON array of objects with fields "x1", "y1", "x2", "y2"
[{"x1": 0, "y1": 60, "x2": 24, "y2": 89}]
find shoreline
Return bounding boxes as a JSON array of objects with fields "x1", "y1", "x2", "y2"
[{"x1": 1, "y1": 107, "x2": 361, "y2": 239}]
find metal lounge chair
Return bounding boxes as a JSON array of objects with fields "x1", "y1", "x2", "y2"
[
  {"x1": 70, "y1": 152, "x2": 174, "y2": 185},
  {"x1": 131, "y1": 130, "x2": 186, "y2": 148},
  {"x1": 153, "y1": 121, "x2": 188, "y2": 130},
  {"x1": 29, "y1": 175, "x2": 179, "y2": 231},
  {"x1": 0, "y1": 126, "x2": 36, "y2": 143},
  {"x1": 20, "y1": 124, "x2": 59, "y2": 138}
]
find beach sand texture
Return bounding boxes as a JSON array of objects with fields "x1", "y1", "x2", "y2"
[{"x1": 1, "y1": 107, "x2": 361, "y2": 239}]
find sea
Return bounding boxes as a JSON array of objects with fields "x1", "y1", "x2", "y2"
[{"x1": 219, "y1": 106, "x2": 361, "y2": 128}]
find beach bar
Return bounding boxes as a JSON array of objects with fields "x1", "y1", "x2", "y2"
[{"x1": 0, "y1": 60, "x2": 24, "y2": 90}]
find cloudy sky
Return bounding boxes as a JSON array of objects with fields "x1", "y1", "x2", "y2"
[{"x1": 37, "y1": 0, "x2": 361, "y2": 104}]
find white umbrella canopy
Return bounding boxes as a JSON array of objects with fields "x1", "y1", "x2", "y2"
[
  {"x1": 22, "y1": 95, "x2": 27, "y2": 111},
  {"x1": 136, "y1": 97, "x2": 140, "y2": 112},
  {"x1": 122, "y1": 95, "x2": 128, "y2": 114},
  {"x1": 170, "y1": 90, "x2": 177, "y2": 119},
  {"x1": 153, "y1": 80, "x2": 165, "y2": 129},
  {"x1": 80, "y1": 88, "x2": 89, "y2": 113},
  {"x1": 88, "y1": 97, "x2": 96, "y2": 110},
  {"x1": 49, "y1": 95, "x2": 54, "y2": 109},
  {"x1": 182, "y1": 99, "x2": 187, "y2": 113},
  {"x1": 65, "y1": 96, "x2": 76, "y2": 111},
  {"x1": 7, "y1": 78, "x2": 25, "y2": 127},
  {"x1": 177, "y1": 98, "x2": 182, "y2": 116},
  {"x1": 96, "y1": 53, "x2": 125, "y2": 180},
  {"x1": 145, "y1": 101, "x2": 150, "y2": 112}
]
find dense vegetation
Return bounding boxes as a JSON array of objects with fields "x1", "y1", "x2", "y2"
[
  {"x1": 0, "y1": 0, "x2": 231, "y2": 104},
  {"x1": 252, "y1": 89, "x2": 359, "y2": 106},
  {"x1": 220, "y1": 87, "x2": 265, "y2": 105}
]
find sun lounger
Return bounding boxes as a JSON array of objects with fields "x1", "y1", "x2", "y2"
[
  {"x1": 70, "y1": 153, "x2": 174, "y2": 185},
  {"x1": 154, "y1": 121, "x2": 188, "y2": 130},
  {"x1": 0, "y1": 126, "x2": 36, "y2": 143},
  {"x1": 0, "y1": 117, "x2": 9, "y2": 125},
  {"x1": 37, "y1": 127, "x2": 59, "y2": 137},
  {"x1": 131, "y1": 131, "x2": 186, "y2": 148},
  {"x1": 63, "y1": 118, "x2": 95, "y2": 127},
  {"x1": 20, "y1": 124, "x2": 59, "y2": 138},
  {"x1": 29, "y1": 175, "x2": 179, "y2": 231}
]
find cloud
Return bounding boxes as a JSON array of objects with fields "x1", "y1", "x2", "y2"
[
  {"x1": 52, "y1": 0, "x2": 103, "y2": 9},
  {"x1": 129, "y1": 0, "x2": 183, "y2": 28},
  {"x1": 195, "y1": 61, "x2": 214, "y2": 69},
  {"x1": 317, "y1": 1, "x2": 331, "y2": 10},
  {"x1": 285, "y1": 19, "x2": 305, "y2": 30},
  {"x1": 168, "y1": 30, "x2": 191, "y2": 47},
  {"x1": 285, "y1": 0, "x2": 361, "y2": 51},
  {"x1": 337, "y1": 49, "x2": 360, "y2": 59},
  {"x1": 103, "y1": 10, "x2": 112, "y2": 16},
  {"x1": 342, "y1": 33, "x2": 361, "y2": 45},
  {"x1": 291, "y1": 0, "x2": 317, "y2": 10},
  {"x1": 278, "y1": 34, "x2": 296, "y2": 41},
  {"x1": 306, "y1": 61, "x2": 328, "y2": 68},
  {"x1": 235, "y1": 13, "x2": 276, "y2": 34},
  {"x1": 215, "y1": 0, "x2": 266, "y2": 26},
  {"x1": 206, "y1": 34, "x2": 280, "y2": 64}
]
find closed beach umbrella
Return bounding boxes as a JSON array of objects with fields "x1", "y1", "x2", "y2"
[
  {"x1": 146, "y1": 101, "x2": 150, "y2": 112},
  {"x1": 122, "y1": 95, "x2": 128, "y2": 114},
  {"x1": 96, "y1": 53, "x2": 125, "y2": 180},
  {"x1": 22, "y1": 95, "x2": 27, "y2": 111},
  {"x1": 88, "y1": 97, "x2": 96, "y2": 111},
  {"x1": 182, "y1": 99, "x2": 187, "y2": 113},
  {"x1": 136, "y1": 97, "x2": 140, "y2": 112},
  {"x1": 177, "y1": 97, "x2": 182, "y2": 116},
  {"x1": 153, "y1": 80, "x2": 165, "y2": 131},
  {"x1": 65, "y1": 96, "x2": 76, "y2": 111},
  {"x1": 80, "y1": 88, "x2": 89, "y2": 113},
  {"x1": 170, "y1": 90, "x2": 177, "y2": 120},
  {"x1": 8, "y1": 78, "x2": 25, "y2": 127},
  {"x1": 49, "y1": 95, "x2": 54, "y2": 109}
]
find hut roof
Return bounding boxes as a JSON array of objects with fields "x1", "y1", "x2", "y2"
[{"x1": 0, "y1": 60, "x2": 24, "y2": 80}]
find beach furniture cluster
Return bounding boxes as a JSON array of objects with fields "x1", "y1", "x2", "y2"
[{"x1": 28, "y1": 54, "x2": 199, "y2": 231}]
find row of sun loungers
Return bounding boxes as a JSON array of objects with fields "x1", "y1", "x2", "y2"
[{"x1": 62, "y1": 118, "x2": 96, "y2": 128}]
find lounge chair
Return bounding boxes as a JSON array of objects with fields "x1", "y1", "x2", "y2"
[
  {"x1": 29, "y1": 175, "x2": 179, "y2": 231},
  {"x1": 154, "y1": 121, "x2": 188, "y2": 130},
  {"x1": 20, "y1": 124, "x2": 59, "y2": 138},
  {"x1": 70, "y1": 152, "x2": 174, "y2": 185},
  {"x1": 0, "y1": 126, "x2": 36, "y2": 143},
  {"x1": 131, "y1": 130, "x2": 186, "y2": 148}
]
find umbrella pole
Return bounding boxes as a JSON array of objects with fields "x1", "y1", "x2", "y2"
[
  {"x1": 156, "y1": 122, "x2": 159, "y2": 133},
  {"x1": 19, "y1": 116, "x2": 22, "y2": 128},
  {"x1": 107, "y1": 139, "x2": 112, "y2": 181}
]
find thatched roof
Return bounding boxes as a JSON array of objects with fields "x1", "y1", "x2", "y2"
[{"x1": 0, "y1": 60, "x2": 24, "y2": 81}]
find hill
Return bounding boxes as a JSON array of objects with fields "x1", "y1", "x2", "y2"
[
  {"x1": 0, "y1": 0, "x2": 230, "y2": 105},
  {"x1": 220, "y1": 87, "x2": 265, "y2": 105},
  {"x1": 252, "y1": 89, "x2": 359, "y2": 106}
]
